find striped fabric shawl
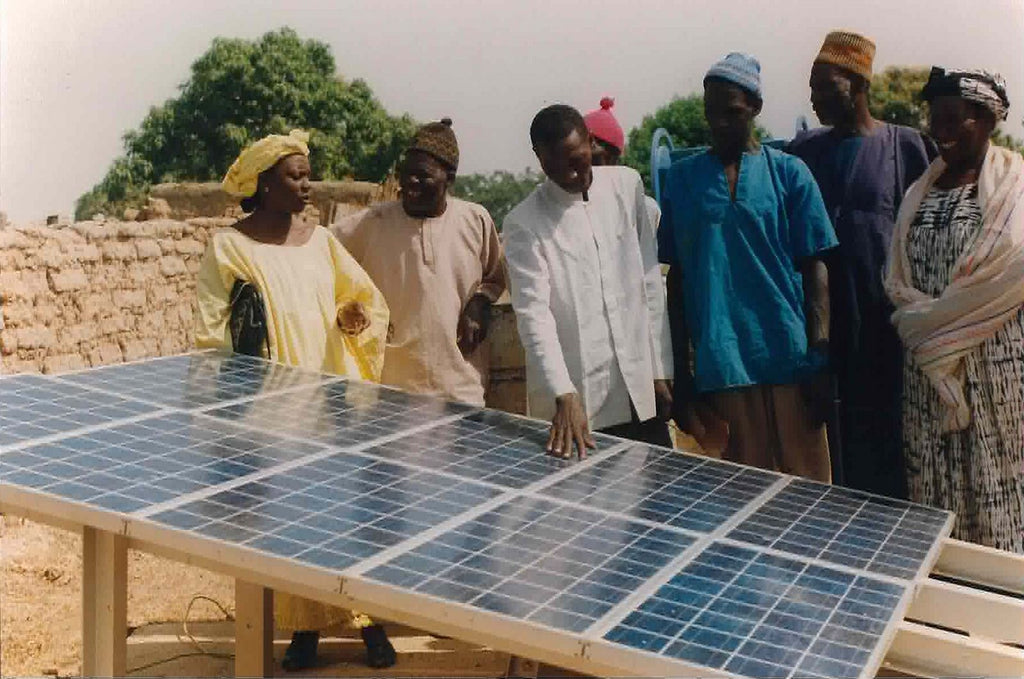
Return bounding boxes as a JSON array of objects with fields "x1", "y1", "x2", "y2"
[{"x1": 885, "y1": 144, "x2": 1024, "y2": 432}]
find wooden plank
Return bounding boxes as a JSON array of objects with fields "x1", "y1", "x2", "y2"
[
  {"x1": 884, "y1": 620, "x2": 1024, "y2": 678},
  {"x1": 82, "y1": 527, "x2": 128, "y2": 677},
  {"x1": 235, "y1": 580, "x2": 274, "y2": 678},
  {"x1": 908, "y1": 578, "x2": 1024, "y2": 643},
  {"x1": 932, "y1": 538, "x2": 1024, "y2": 594}
]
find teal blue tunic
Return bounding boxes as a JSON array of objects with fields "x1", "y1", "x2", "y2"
[{"x1": 658, "y1": 145, "x2": 837, "y2": 392}]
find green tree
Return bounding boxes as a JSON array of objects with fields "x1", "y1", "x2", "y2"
[
  {"x1": 623, "y1": 94, "x2": 769, "y2": 192},
  {"x1": 869, "y1": 66, "x2": 932, "y2": 129},
  {"x1": 450, "y1": 169, "x2": 542, "y2": 229},
  {"x1": 870, "y1": 66, "x2": 1024, "y2": 156},
  {"x1": 76, "y1": 28, "x2": 416, "y2": 220}
]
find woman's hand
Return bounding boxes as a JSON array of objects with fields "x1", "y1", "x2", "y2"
[{"x1": 338, "y1": 301, "x2": 371, "y2": 336}]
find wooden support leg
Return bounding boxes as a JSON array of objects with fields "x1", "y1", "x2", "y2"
[
  {"x1": 235, "y1": 579, "x2": 274, "y2": 678},
  {"x1": 82, "y1": 527, "x2": 128, "y2": 677},
  {"x1": 505, "y1": 654, "x2": 540, "y2": 678}
]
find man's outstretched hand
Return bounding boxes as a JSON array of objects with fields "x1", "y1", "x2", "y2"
[{"x1": 548, "y1": 392, "x2": 596, "y2": 459}]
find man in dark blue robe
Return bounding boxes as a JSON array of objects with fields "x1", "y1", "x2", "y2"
[{"x1": 788, "y1": 31, "x2": 937, "y2": 498}]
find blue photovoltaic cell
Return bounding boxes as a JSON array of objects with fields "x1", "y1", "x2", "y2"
[
  {"x1": 0, "y1": 374, "x2": 157, "y2": 448},
  {"x1": 604, "y1": 541, "x2": 905, "y2": 678},
  {"x1": 543, "y1": 444, "x2": 778, "y2": 531},
  {"x1": 56, "y1": 351, "x2": 330, "y2": 411},
  {"x1": 204, "y1": 379, "x2": 475, "y2": 449},
  {"x1": 362, "y1": 409, "x2": 621, "y2": 488},
  {"x1": 726, "y1": 480, "x2": 952, "y2": 579},
  {"x1": 366, "y1": 496, "x2": 695, "y2": 633},
  {"x1": 0, "y1": 412, "x2": 322, "y2": 514},
  {"x1": 150, "y1": 452, "x2": 502, "y2": 571}
]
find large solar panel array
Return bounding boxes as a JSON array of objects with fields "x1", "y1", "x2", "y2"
[{"x1": 0, "y1": 351, "x2": 954, "y2": 678}]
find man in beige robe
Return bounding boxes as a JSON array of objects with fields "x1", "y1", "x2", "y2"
[{"x1": 333, "y1": 118, "x2": 507, "y2": 405}]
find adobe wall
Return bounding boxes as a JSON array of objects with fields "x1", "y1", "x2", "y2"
[
  {"x1": 0, "y1": 218, "x2": 227, "y2": 375},
  {"x1": 0, "y1": 213, "x2": 528, "y2": 414}
]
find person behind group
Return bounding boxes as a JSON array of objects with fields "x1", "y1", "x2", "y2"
[
  {"x1": 583, "y1": 96, "x2": 663, "y2": 228},
  {"x1": 194, "y1": 130, "x2": 397, "y2": 669},
  {"x1": 787, "y1": 31, "x2": 937, "y2": 498},
  {"x1": 503, "y1": 104, "x2": 673, "y2": 457},
  {"x1": 333, "y1": 118, "x2": 506, "y2": 406},
  {"x1": 884, "y1": 68, "x2": 1024, "y2": 553},
  {"x1": 660, "y1": 53, "x2": 838, "y2": 481}
]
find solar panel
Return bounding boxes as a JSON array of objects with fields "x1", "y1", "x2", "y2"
[
  {"x1": 362, "y1": 409, "x2": 624, "y2": 488},
  {"x1": 540, "y1": 443, "x2": 779, "y2": 531},
  {"x1": 726, "y1": 480, "x2": 951, "y2": 579},
  {"x1": 150, "y1": 451, "x2": 504, "y2": 572},
  {"x1": 364, "y1": 495, "x2": 697, "y2": 633},
  {"x1": 204, "y1": 379, "x2": 475, "y2": 449},
  {"x1": 0, "y1": 374, "x2": 158, "y2": 449},
  {"x1": 0, "y1": 352, "x2": 956, "y2": 679},
  {"x1": 56, "y1": 351, "x2": 331, "y2": 411},
  {"x1": 602, "y1": 541, "x2": 906, "y2": 679},
  {"x1": 0, "y1": 411, "x2": 323, "y2": 514}
]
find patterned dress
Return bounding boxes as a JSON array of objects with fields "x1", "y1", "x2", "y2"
[{"x1": 903, "y1": 183, "x2": 1024, "y2": 553}]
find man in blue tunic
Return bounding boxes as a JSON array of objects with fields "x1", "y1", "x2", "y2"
[
  {"x1": 661, "y1": 53, "x2": 838, "y2": 482},
  {"x1": 787, "y1": 31, "x2": 936, "y2": 498}
]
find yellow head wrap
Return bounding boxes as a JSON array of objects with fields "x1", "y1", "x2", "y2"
[{"x1": 221, "y1": 129, "x2": 310, "y2": 198}]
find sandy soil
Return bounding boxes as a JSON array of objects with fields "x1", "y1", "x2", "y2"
[{"x1": 1, "y1": 516, "x2": 234, "y2": 677}]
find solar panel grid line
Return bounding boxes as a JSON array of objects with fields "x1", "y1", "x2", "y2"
[
  {"x1": 520, "y1": 444, "x2": 714, "y2": 505},
  {"x1": 361, "y1": 495, "x2": 699, "y2": 647},
  {"x1": 125, "y1": 511, "x2": 349, "y2": 599},
  {"x1": 341, "y1": 575, "x2": 620, "y2": 676},
  {"x1": 713, "y1": 538, "x2": 908, "y2": 588},
  {"x1": 784, "y1": 570, "x2": 914, "y2": 679},
  {"x1": 839, "y1": 586, "x2": 918, "y2": 679},
  {"x1": 0, "y1": 405, "x2": 175, "y2": 456},
  {"x1": 499, "y1": 438, "x2": 633, "y2": 492},
  {"x1": 529, "y1": 444, "x2": 782, "y2": 537},
  {"x1": 582, "y1": 474, "x2": 791, "y2": 639},
  {"x1": 905, "y1": 511, "x2": 955, "y2": 583},
  {"x1": 357, "y1": 408, "x2": 632, "y2": 492},
  {"x1": 133, "y1": 409, "x2": 474, "y2": 519},
  {"x1": 0, "y1": 410, "x2": 334, "y2": 517},
  {"x1": 53, "y1": 351, "x2": 341, "y2": 413},
  {"x1": 520, "y1": 447, "x2": 779, "y2": 547},
  {"x1": 0, "y1": 479, "x2": 129, "y2": 535},
  {"x1": 340, "y1": 488, "x2": 523, "y2": 576},
  {"x1": 0, "y1": 374, "x2": 167, "y2": 453},
  {"x1": 726, "y1": 482, "x2": 954, "y2": 580},
  {"x1": 868, "y1": 508, "x2": 955, "y2": 583},
  {"x1": 201, "y1": 380, "x2": 480, "y2": 455},
  {"x1": 600, "y1": 542, "x2": 911, "y2": 678}
]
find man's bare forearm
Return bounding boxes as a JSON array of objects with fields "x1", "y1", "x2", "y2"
[{"x1": 801, "y1": 258, "x2": 830, "y2": 349}]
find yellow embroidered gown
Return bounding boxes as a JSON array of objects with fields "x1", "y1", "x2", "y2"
[{"x1": 195, "y1": 224, "x2": 388, "y2": 630}]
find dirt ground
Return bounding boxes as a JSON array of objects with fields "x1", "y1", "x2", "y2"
[{"x1": 1, "y1": 515, "x2": 234, "y2": 677}]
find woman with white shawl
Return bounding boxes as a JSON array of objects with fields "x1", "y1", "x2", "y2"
[{"x1": 885, "y1": 67, "x2": 1023, "y2": 553}]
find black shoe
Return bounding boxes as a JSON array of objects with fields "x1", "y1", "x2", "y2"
[
  {"x1": 361, "y1": 624, "x2": 397, "y2": 669},
  {"x1": 282, "y1": 630, "x2": 320, "y2": 671}
]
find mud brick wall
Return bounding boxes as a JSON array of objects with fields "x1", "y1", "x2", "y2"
[
  {"x1": 0, "y1": 218, "x2": 230, "y2": 375},
  {"x1": 0, "y1": 212, "x2": 529, "y2": 415}
]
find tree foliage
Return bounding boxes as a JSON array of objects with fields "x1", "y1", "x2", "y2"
[
  {"x1": 869, "y1": 66, "x2": 932, "y2": 129},
  {"x1": 450, "y1": 169, "x2": 542, "y2": 229},
  {"x1": 76, "y1": 28, "x2": 416, "y2": 220},
  {"x1": 623, "y1": 94, "x2": 769, "y2": 192}
]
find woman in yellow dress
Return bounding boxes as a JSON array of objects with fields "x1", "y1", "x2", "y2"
[{"x1": 195, "y1": 130, "x2": 395, "y2": 670}]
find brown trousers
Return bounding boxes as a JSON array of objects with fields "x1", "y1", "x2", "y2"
[{"x1": 705, "y1": 384, "x2": 831, "y2": 483}]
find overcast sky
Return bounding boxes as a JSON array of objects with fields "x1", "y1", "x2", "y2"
[{"x1": 2, "y1": 0, "x2": 1022, "y2": 222}]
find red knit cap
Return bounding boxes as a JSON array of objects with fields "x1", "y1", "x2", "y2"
[{"x1": 584, "y1": 97, "x2": 625, "y2": 152}]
